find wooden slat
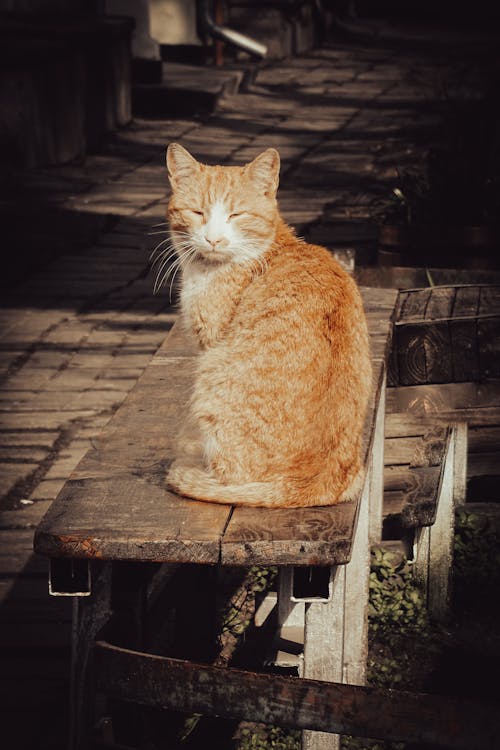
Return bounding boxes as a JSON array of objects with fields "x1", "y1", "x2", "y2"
[
  {"x1": 467, "y1": 425, "x2": 500, "y2": 453},
  {"x1": 383, "y1": 426, "x2": 450, "y2": 528},
  {"x1": 398, "y1": 289, "x2": 431, "y2": 321},
  {"x1": 424, "y1": 321, "x2": 454, "y2": 383},
  {"x1": 220, "y1": 503, "x2": 357, "y2": 566},
  {"x1": 396, "y1": 326, "x2": 427, "y2": 385},
  {"x1": 479, "y1": 285, "x2": 500, "y2": 316},
  {"x1": 449, "y1": 287, "x2": 480, "y2": 380},
  {"x1": 382, "y1": 489, "x2": 406, "y2": 519},
  {"x1": 478, "y1": 317, "x2": 500, "y2": 380},
  {"x1": 386, "y1": 382, "x2": 500, "y2": 415},
  {"x1": 385, "y1": 407, "x2": 500, "y2": 435},
  {"x1": 394, "y1": 321, "x2": 454, "y2": 385},
  {"x1": 401, "y1": 465, "x2": 444, "y2": 527},
  {"x1": 468, "y1": 451, "x2": 500, "y2": 478},
  {"x1": 385, "y1": 425, "x2": 499, "y2": 461},
  {"x1": 451, "y1": 287, "x2": 480, "y2": 319},
  {"x1": 385, "y1": 436, "x2": 420, "y2": 465},
  {"x1": 94, "y1": 641, "x2": 499, "y2": 750},
  {"x1": 34, "y1": 333, "x2": 231, "y2": 564},
  {"x1": 386, "y1": 451, "x2": 500, "y2": 490},
  {"x1": 424, "y1": 287, "x2": 456, "y2": 321},
  {"x1": 384, "y1": 464, "x2": 412, "y2": 491},
  {"x1": 409, "y1": 425, "x2": 448, "y2": 468}
]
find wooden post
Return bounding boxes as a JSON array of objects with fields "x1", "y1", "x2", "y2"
[
  {"x1": 302, "y1": 470, "x2": 371, "y2": 749},
  {"x1": 414, "y1": 427, "x2": 457, "y2": 621},
  {"x1": 453, "y1": 421, "x2": 468, "y2": 506},
  {"x1": 303, "y1": 566, "x2": 345, "y2": 750},
  {"x1": 342, "y1": 470, "x2": 370, "y2": 685},
  {"x1": 369, "y1": 370, "x2": 386, "y2": 544},
  {"x1": 427, "y1": 427, "x2": 456, "y2": 620}
]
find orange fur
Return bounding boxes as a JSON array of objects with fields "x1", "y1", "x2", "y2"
[{"x1": 164, "y1": 143, "x2": 372, "y2": 507}]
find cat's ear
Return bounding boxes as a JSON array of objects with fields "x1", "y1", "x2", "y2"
[
  {"x1": 244, "y1": 148, "x2": 280, "y2": 196},
  {"x1": 166, "y1": 143, "x2": 199, "y2": 188}
]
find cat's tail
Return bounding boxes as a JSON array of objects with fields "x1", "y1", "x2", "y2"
[
  {"x1": 166, "y1": 462, "x2": 365, "y2": 507},
  {"x1": 166, "y1": 463, "x2": 285, "y2": 507}
]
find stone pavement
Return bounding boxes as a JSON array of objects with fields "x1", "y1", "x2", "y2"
[{"x1": 0, "y1": 29, "x2": 495, "y2": 749}]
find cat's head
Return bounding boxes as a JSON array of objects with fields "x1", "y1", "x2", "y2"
[{"x1": 166, "y1": 143, "x2": 280, "y2": 267}]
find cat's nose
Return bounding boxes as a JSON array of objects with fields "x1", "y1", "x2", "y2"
[{"x1": 205, "y1": 236, "x2": 222, "y2": 249}]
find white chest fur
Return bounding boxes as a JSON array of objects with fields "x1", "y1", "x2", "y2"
[{"x1": 179, "y1": 260, "x2": 219, "y2": 329}]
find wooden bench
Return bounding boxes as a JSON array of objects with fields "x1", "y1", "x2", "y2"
[{"x1": 33, "y1": 286, "x2": 496, "y2": 750}]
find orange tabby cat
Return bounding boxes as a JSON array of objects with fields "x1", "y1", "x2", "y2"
[{"x1": 164, "y1": 142, "x2": 372, "y2": 507}]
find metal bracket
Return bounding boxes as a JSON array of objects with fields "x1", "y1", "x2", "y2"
[
  {"x1": 49, "y1": 558, "x2": 91, "y2": 597},
  {"x1": 291, "y1": 566, "x2": 332, "y2": 602}
]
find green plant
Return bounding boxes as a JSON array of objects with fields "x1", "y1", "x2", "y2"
[
  {"x1": 369, "y1": 547, "x2": 429, "y2": 641},
  {"x1": 235, "y1": 724, "x2": 300, "y2": 750},
  {"x1": 454, "y1": 510, "x2": 500, "y2": 608}
]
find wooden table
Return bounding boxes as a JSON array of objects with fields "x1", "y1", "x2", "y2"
[{"x1": 34, "y1": 286, "x2": 399, "y2": 750}]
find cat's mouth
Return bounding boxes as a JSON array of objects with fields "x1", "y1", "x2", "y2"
[{"x1": 197, "y1": 248, "x2": 230, "y2": 264}]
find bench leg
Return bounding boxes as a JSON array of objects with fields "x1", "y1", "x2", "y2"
[
  {"x1": 414, "y1": 425, "x2": 459, "y2": 621},
  {"x1": 302, "y1": 566, "x2": 345, "y2": 750},
  {"x1": 302, "y1": 473, "x2": 371, "y2": 750},
  {"x1": 342, "y1": 470, "x2": 370, "y2": 686},
  {"x1": 369, "y1": 370, "x2": 386, "y2": 545},
  {"x1": 453, "y1": 421, "x2": 468, "y2": 506},
  {"x1": 69, "y1": 563, "x2": 113, "y2": 750}
]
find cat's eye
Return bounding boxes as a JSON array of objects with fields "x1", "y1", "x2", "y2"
[{"x1": 228, "y1": 212, "x2": 244, "y2": 220}]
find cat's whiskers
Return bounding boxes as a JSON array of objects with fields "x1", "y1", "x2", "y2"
[
  {"x1": 149, "y1": 238, "x2": 172, "y2": 262},
  {"x1": 150, "y1": 243, "x2": 175, "y2": 266},
  {"x1": 150, "y1": 240, "x2": 192, "y2": 270},
  {"x1": 149, "y1": 232, "x2": 192, "y2": 263},
  {"x1": 154, "y1": 249, "x2": 189, "y2": 294},
  {"x1": 151, "y1": 251, "x2": 177, "y2": 285},
  {"x1": 154, "y1": 245, "x2": 198, "y2": 297}
]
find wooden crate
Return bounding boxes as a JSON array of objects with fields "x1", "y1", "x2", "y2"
[{"x1": 389, "y1": 284, "x2": 500, "y2": 386}]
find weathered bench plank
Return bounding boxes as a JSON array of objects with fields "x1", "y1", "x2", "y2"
[{"x1": 34, "y1": 336, "x2": 231, "y2": 564}]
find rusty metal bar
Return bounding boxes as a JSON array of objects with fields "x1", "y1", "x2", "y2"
[{"x1": 94, "y1": 640, "x2": 498, "y2": 750}]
